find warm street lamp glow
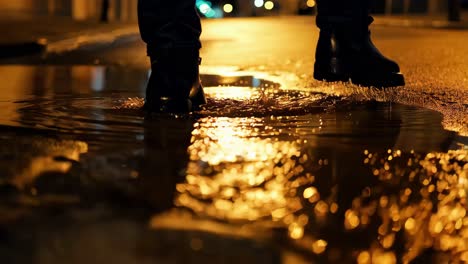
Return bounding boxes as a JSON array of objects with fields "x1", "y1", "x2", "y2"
[
  {"x1": 254, "y1": 0, "x2": 264, "y2": 8},
  {"x1": 306, "y1": 0, "x2": 316, "y2": 8},
  {"x1": 264, "y1": 1, "x2": 274, "y2": 10},
  {"x1": 223, "y1": 4, "x2": 233, "y2": 13}
]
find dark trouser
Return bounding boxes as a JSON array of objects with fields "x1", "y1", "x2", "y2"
[
  {"x1": 137, "y1": 0, "x2": 370, "y2": 55},
  {"x1": 316, "y1": 0, "x2": 370, "y2": 31},
  {"x1": 317, "y1": 0, "x2": 370, "y2": 29},
  {"x1": 137, "y1": 0, "x2": 201, "y2": 58}
]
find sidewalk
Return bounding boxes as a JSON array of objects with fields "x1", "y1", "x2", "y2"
[
  {"x1": 0, "y1": 16, "x2": 138, "y2": 59},
  {"x1": 1, "y1": 14, "x2": 468, "y2": 60}
]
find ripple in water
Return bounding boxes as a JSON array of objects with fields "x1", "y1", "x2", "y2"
[{"x1": 0, "y1": 66, "x2": 466, "y2": 264}]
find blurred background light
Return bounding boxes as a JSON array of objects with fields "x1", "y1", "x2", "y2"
[
  {"x1": 0, "y1": 0, "x2": 464, "y2": 21},
  {"x1": 254, "y1": 0, "x2": 264, "y2": 8},
  {"x1": 199, "y1": 3, "x2": 211, "y2": 14},
  {"x1": 264, "y1": 1, "x2": 274, "y2": 10},
  {"x1": 223, "y1": 4, "x2": 233, "y2": 13},
  {"x1": 195, "y1": 0, "x2": 223, "y2": 18}
]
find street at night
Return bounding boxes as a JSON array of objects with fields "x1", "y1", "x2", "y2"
[{"x1": 0, "y1": 3, "x2": 468, "y2": 264}]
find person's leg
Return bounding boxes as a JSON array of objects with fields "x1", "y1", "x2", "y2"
[
  {"x1": 314, "y1": 0, "x2": 404, "y2": 88},
  {"x1": 138, "y1": 0, "x2": 206, "y2": 113},
  {"x1": 138, "y1": 0, "x2": 201, "y2": 55},
  {"x1": 316, "y1": 0, "x2": 367, "y2": 29}
]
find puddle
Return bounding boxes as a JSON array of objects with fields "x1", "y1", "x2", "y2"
[{"x1": 0, "y1": 65, "x2": 466, "y2": 263}]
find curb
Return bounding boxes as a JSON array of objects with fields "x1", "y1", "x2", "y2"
[
  {"x1": 0, "y1": 41, "x2": 46, "y2": 59},
  {"x1": 0, "y1": 26, "x2": 140, "y2": 59},
  {"x1": 45, "y1": 26, "x2": 139, "y2": 54}
]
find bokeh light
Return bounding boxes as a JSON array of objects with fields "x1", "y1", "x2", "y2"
[
  {"x1": 199, "y1": 3, "x2": 211, "y2": 14},
  {"x1": 223, "y1": 3, "x2": 233, "y2": 13},
  {"x1": 195, "y1": 0, "x2": 222, "y2": 18},
  {"x1": 254, "y1": 0, "x2": 264, "y2": 8},
  {"x1": 264, "y1": 1, "x2": 275, "y2": 10},
  {"x1": 306, "y1": 0, "x2": 316, "y2": 8}
]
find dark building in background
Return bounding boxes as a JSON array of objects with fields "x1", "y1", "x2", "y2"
[
  {"x1": 0, "y1": 0, "x2": 462, "y2": 20},
  {"x1": 372, "y1": 0, "x2": 463, "y2": 15},
  {"x1": 371, "y1": 0, "x2": 428, "y2": 13}
]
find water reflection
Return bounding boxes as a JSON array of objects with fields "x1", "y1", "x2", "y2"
[
  {"x1": 0, "y1": 66, "x2": 148, "y2": 100},
  {"x1": 0, "y1": 134, "x2": 88, "y2": 190},
  {"x1": 178, "y1": 117, "x2": 303, "y2": 221},
  {"x1": 353, "y1": 150, "x2": 467, "y2": 263},
  {"x1": 0, "y1": 65, "x2": 466, "y2": 263},
  {"x1": 137, "y1": 117, "x2": 194, "y2": 211},
  {"x1": 170, "y1": 103, "x2": 463, "y2": 263}
]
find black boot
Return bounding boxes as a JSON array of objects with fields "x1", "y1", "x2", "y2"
[
  {"x1": 314, "y1": 16, "x2": 405, "y2": 88},
  {"x1": 144, "y1": 48, "x2": 206, "y2": 113}
]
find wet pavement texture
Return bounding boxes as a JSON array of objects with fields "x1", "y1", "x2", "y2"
[
  {"x1": 2, "y1": 17, "x2": 467, "y2": 135},
  {"x1": 0, "y1": 65, "x2": 466, "y2": 263}
]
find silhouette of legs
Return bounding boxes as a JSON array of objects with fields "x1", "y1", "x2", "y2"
[{"x1": 137, "y1": 0, "x2": 206, "y2": 113}]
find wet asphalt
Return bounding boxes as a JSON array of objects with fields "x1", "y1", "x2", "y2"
[
  {"x1": 0, "y1": 17, "x2": 467, "y2": 264},
  {"x1": 3, "y1": 17, "x2": 466, "y2": 135}
]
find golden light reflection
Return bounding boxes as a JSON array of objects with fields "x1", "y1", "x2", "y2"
[
  {"x1": 312, "y1": 239, "x2": 328, "y2": 254},
  {"x1": 175, "y1": 116, "x2": 322, "y2": 244},
  {"x1": 344, "y1": 209, "x2": 360, "y2": 230},
  {"x1": 357, "y1": 251, "x2": 371, "y2": 264},
  {"x1": 2, "y1": 138, "x2": 88, "y2": 189},
  {"x1": 350, "y1": 149, "x2": 468, "y2": 263},
  {"x1": 289, "y1": 222, "x2": 305, "y2": 239},
  {"x1": 173, "y1": 114, "x2": 468, "y2": 262},
  {"x1": 303, "y1": 186, "x2": 318, "y2": 199},
  {"x1": 177, "y1": 117, "x2": 308, "y2": 222},
  {"x1": 372, "y1": 250, "x2": 397, "y2": 264},
  {"x1": 204, "y1": 86, "x2": 260, "y2": 101}
]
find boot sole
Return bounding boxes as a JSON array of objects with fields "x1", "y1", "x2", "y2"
[
  {"x1": 144, "y1": 98, "x2": 192, "y2": 113},
  {"x1": 144, "y1": 85, "x2": 206, "y2": 113},
  {"x1": 351, "y1": 72, "x2": 405, "y2": 88},
  {"x1": 314, "y1": 70, "x2": 350, "y2": 83}
]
